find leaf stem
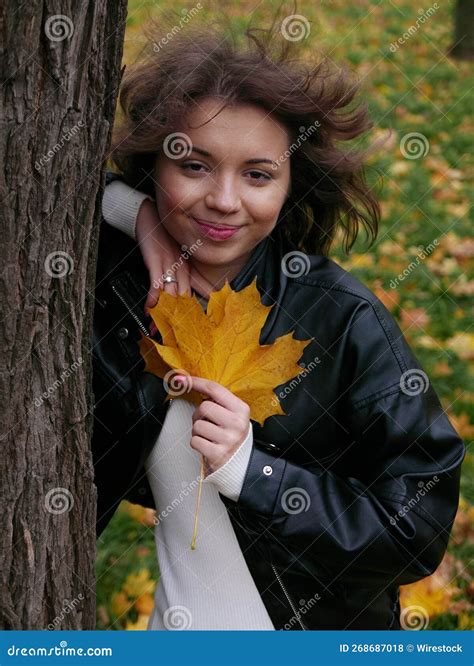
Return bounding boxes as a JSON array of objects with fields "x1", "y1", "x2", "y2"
[{"x1": 191, "y1": 455, "x2": 205, "y2": 550}]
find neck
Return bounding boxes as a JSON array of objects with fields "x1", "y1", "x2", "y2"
[{"x1": 190, "y1": 253, "x2": 251, "y2": 299}]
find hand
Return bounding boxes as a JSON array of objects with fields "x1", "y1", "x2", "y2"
[
  {"x1": 174, "y1": 374, "x2": 251, "y2": 475},
  {"x1": 136, "y1": 199, "x2": 191, "y2": 310},
  {"x1": 136, "y1": 201, "x2": 218, "y2": 334}
]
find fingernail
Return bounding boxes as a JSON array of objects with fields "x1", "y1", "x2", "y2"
[{"x1": 174, "y1": 375, "x2": 186, "y2": 383}]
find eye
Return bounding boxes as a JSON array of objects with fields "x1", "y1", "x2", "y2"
[
  {"x1": 181, "y1": 162, "x2": 207, "y2": 173},
  {"x1": 180, "y1": 163, "x2": 273, "y2": 182},
  {"x1": 246, "y1": 170, "x2": 272, "y2": 182}
]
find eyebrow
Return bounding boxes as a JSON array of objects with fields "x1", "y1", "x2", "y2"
[{"x1": 190, "y1": 146, "x2": 278, "y2": 168}]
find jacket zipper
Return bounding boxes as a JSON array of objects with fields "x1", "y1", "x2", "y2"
[
  {"x1": 111, "y1": 284, "x2": 150, "y2": 337},
  {"x1": 271, "y1": 563, "x2": 307, "y2": 630}
]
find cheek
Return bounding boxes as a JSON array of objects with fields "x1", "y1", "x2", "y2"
[
  {"x1": 157, "y1": 175, "x2": 200, "y2": 218},
  {"x1": 156, "y1": 192, "x2": 173, "y2": 219},
  {"x1": 156, "y1": 185, "x2": 187, "y2": 223},
  {"x1": 247, "y1": 196, "x2": 284, "y2": 230}
]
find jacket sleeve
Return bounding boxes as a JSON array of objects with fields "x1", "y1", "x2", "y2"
[{"x1": 236, "y1": 301, "x2": 466, "y2": 588}]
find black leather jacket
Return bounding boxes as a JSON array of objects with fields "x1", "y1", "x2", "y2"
[{"x1": 92, "y1": 215, "x2": 465, "y2": 631}]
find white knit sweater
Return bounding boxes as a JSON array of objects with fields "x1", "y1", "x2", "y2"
[
  {"x1": 145, "y1": 396, "x2": 274, "y2": 630},
  {"x1": 103, "y1": 180, "x2": 275, "y2": 630}
]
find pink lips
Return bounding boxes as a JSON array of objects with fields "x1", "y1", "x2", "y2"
[{"x1": 193, "y1": 218, "x2": 240, "y2": 241}]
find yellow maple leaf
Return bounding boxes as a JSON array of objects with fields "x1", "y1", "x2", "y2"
[{"x1": 138, "y1": 277, "x2": 313, "y2": 427}]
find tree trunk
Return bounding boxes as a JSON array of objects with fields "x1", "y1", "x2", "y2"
[
  {"x1": 450, "y1": 0, "x2": 474, "y2": 60},
  {"x1": 0, "y1": 1, "x2": 127, "y2": 629}
]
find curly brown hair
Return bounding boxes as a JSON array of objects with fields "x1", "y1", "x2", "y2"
[{"x1": 111, "y1": 12, "x2": 382, "y2": 256}]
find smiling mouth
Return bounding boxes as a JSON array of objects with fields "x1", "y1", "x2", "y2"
[
  {"x1": 191, "y1": 216, "x2": 242, "y2": 240},
  {"x1": 191, "y1": 216, "x2": 241, "y2": 230}
]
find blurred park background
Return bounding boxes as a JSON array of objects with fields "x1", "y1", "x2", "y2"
[{"x1": 96, "y1": 0, "x2": 473, "y2": 630}]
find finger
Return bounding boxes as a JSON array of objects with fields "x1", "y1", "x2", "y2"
[
  {"x1": 162, "y1": 269, "x2": 179, "y2": 297},
  {"x1": 190, "y1": 435, "x2": 219, "y2": 462},
  {"x1": 192, "y1": 418, "x2": 222, "y2": 443},
  {"x1": 192, "y1": 399, "x2": 232, "y2": 428},
  {"x1": 145, "y1": 269, "x2": 164, "y2": 311},
  {"x1": 175, "y1": 261, "x2": 192, "y2": 296},
  {"x1": 190, "y1": 437, "x2": 230, "y2": 472},
  {"x1": 176, "y1": 375, "x2": 245, "y2": 414},
  {"x1": 146, "y1": 285, "x2": 161, "y2": 311},
  {"x1": 146, "y1": 268, "x2": 177, "y2": 309}
]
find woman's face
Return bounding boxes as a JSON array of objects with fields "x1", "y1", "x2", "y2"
[{"x1": 153, "y1": 97, "x2": 291, "y2": 286}]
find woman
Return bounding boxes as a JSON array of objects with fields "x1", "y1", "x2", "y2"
[{"x1": 92, "y1": 22, "x2": 465, "y2": 631}]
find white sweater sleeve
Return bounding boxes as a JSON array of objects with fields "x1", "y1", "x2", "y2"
[
  {"x1": 201, "y1": 423, "x2": 254, "y2": 502},
  {"x1": 101, "y1": 180, "x2": 153, "y2": 241}
]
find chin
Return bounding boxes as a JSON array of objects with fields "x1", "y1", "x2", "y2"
[{"x1": 195, "y1": 248, "x2": 238, "y2": 264}]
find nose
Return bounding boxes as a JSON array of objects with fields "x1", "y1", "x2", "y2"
[{"x1": 204, "y1": 175, "x2": 241, "y2": 215}]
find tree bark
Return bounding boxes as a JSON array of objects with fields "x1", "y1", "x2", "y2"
[
  {"x1": 450, "y1": 0, "x2": 474, "y2": 60},
  {"x1": 0, "y1": 1, "x2": 127, "y2": 629}
]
